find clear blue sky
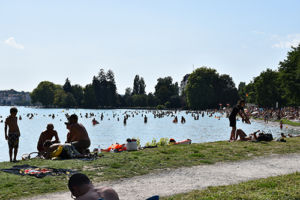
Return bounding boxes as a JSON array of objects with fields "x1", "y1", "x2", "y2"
[{"x1": 1, "y1": 0, "x2": 300, "y2": 94}]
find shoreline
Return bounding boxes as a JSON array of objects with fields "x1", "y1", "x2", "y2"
[{"x1": 252, "y1": 118, "x2": 300, "y2": 131}]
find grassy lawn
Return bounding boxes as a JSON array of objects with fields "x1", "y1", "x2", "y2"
[
  {"x1": 162, "y1": 172, "x2": 300, "y2": 200},
  {"x1": 1, "y1": 138, "x2": 300, "y2": 199},
  {"x1": 280, "y1": 119, "x2": 300, "y2": 126}
]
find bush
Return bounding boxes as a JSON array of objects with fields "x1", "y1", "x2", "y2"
[{"x1": 156, "y1": 104, "x2": 165, "y2": 110}]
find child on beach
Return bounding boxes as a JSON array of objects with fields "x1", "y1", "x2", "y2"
[{"x1": 4, "y1": 107, "x2": 20, "y2": 162}]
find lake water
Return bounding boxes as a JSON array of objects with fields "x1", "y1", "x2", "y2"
[{"x1": 0, "y1": 106, "x2": 299, "y2": 162}]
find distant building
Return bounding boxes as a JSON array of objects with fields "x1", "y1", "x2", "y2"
[
  {"x1": 0, "y1": 90, "x2": 31, "y2": 106},
  {"x1": 179, "y1": 74, "x2": 190, "y2": 95}
]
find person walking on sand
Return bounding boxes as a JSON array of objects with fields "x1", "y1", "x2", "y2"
[
  {"x1": 4, "y1": 107, "x2": 20, "y2": 162},
  {"x1": 228, "y1": 100, "x2": 250, "y2": 141}
]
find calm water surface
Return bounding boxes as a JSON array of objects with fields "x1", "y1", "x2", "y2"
[{"x1": 0, "y1": 106, "x2": 298, "y2": 162}]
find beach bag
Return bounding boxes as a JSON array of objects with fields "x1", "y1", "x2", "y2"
[
  {"x1": 257, "y1": 133, "x2": 273, "y2": 142},
  {"x1": 125, "y1": 141, "x2": 138, "y2": 151},
  {"x1": 60, "y1": 145, "x2": 81, "y2": 159}
]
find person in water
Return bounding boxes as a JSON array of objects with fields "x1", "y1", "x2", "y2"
[
  {"x1": 37, "y1": 124, "x2": 60, "y2": 153},
  {"x1": 68, "y1": 173, "x2": 119, "y2": 200},
  {"x1": 4, "y1": 107, "x2": 21, "y2": 162},
  {"x1": 66, "y1": 114, "x2": 91, "y2": 154},
  {"x1": 229, "y1": 100, "x2": 250, "y2": 141}
]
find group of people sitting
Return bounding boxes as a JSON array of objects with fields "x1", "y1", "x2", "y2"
[{"x1": 37, "y1": 114, "x2": 91, "y2": 159}]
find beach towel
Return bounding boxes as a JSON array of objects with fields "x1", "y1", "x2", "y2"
[{"x1": 0, "y1": 164, "x2": 76, "y2": 178}]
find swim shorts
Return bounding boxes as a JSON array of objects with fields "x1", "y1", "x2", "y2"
[
  {"x1": 8, "y1": 132, "x2": 20, "y2": 149},
  {"x1": 229, "y1": 117, "x2": 236, "y2": 127}
]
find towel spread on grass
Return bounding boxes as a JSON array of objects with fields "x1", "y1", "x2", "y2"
[{"x1": 0, "y1": 164, "x2": 76, "y2": 178}]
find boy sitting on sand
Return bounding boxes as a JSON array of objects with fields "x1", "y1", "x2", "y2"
[{"x1": 4, "y1": 107, "x2": 20, "y2": 162}]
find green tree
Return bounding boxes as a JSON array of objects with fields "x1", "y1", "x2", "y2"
[
  {"x1": 83, "y1": 84, "x2": 97, "y2": 108},
  {"x1": 132, "y1": 94, "x2": 148, "y2": 107},
  {"x1": 186, "y1": 67, "x2": 238, "y2": 109},
  {"x1": 139, "y1": 77, "x2": 146, "y2": 95},
  {"x1": 105, "y1": 69, "x2": 117, "y2": 106},
  {"x1": 63, "y1": 92, "x2": 77, "y2": 108},
  {"x1": 63, "y1": 78, "x2": 72, "y2": 93},
  {"x1": 238, "y1": 82, "x2": 246, "y2": 100},
  {"x1": 71, "y1": 84, "x2": 84, "y2": 106},
  {"x1": 217, "y1": 74, "x2": 239, "y2": 106},
  {"x1": 154, "y1": 76, "x2": 179, "y2": 105},
  {"x1": 133, "y1": 75, "x2": 140, "y2": 95},
  {"x1": 147, "y1": 93, "x2": 158, "y2": 107},
  {"x1": 31, "y1": 81, "x2": 58, "y2": 106},
  {"x1": 53, "y1": 89, "x2": 67, "y2": 107},
  {"x1": 254, "y1": 69, "x2": 283, "y2": 108},
  {"x1": 185, "y1": 67, "x2": 219, "y2": 109},
  {"x1": 278, "y1": 44, "x2": 300, "y2": 105}
]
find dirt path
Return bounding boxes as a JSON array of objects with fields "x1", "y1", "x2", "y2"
[{"x1": 22, "y1": 153, "x2": 300, "y2": 200}]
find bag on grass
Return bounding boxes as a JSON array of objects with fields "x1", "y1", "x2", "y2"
[{"x1": 257, "y1": 133, "x2": 273, "y2": 142}]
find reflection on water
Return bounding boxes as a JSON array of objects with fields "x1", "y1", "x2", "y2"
[{"x1": 0, "y1": 106, "x2": 298, "y2": 162}]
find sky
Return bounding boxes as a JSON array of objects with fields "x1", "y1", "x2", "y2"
[{"x1": 1, "y1": 0, "x2": 300, "y2": 94}]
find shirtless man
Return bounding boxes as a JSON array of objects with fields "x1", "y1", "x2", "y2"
[
  {"x1": 66, "y1": 114, "x2": 91, "y2": 154},
  {"x1": 68, "y1": 173, "x2": 119, "y2": 200},
  {"x1": 37, "y1": 124, "x2": 60, "y2": 153},
  {"x1": 228, "y1": 100, "x2": 250, "y2": 141},
  {"x1": 4, "y1": 107, "x2": 20, "y2": 162}
]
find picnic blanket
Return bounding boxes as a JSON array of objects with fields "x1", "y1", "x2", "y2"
[{"x1": 1, "y1": 164, "x2": 76, "y2": 178}]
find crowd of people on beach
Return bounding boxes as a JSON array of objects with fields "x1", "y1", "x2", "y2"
[
  {"x1": 3, "y1": 102, "x2": 300, "y2": 162},
  {"x1": 2, "y1": 103, "x2": 300, "y2": 199},
  {"x1": 3, "y1": 107, "x2": 92, "y2": 162}
]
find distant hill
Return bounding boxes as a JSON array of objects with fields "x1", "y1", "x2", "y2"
[{"x1": 0, "y1": 89, "x2": 31, "y2": 106}]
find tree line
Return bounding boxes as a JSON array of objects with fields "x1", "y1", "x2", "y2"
[
  {"x1": 31, "y1": 44, "x2": 300, "y2": 109},
  {"x1": 238, "y1": 44, "x2": 300, "y2": 108}
]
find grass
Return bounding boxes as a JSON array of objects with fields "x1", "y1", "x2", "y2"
[
  {"x1": 1, "y1": 138, "x2": 300, "y2": 199},
  {"x1": 280, "y1": 119, "x2": 300, "y2": 126},
  {"x1": 162, "y1": 172, "x2": 300, "y2": 200}
]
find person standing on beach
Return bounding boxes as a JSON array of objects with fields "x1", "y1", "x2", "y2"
[
  {"x1": 4, "y1": 107, "x2": 20, "y2": 162},
  {"x1": 229, "y1": 100, "x2": 250, "y2": 141}
]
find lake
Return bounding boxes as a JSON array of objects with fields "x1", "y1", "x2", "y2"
[{"x1": 0, "y1": 106, "x2": 298, "y2": 162}]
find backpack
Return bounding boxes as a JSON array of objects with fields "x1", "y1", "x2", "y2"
[{"x1": 257, "y1": 133, "x2": 273, "y2": 142}]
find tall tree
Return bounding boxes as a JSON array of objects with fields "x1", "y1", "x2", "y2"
[
  {"x1": 71, "y1": 84, "x2": 84, "y2": 106},
  {"x1": 83, "y1": 84, "x2": 97, "y2": 108},
  {"x1": 238, "y1": 82, "x2": 246, "y2": 99},
  {"x1": 154, "y1": 76, "x2": 179, "y2": 105},
  {"x1": 105, "y1": 70, "x2": 117, "y2": 106},
  {"x1": 133, "y1": 75, "x2": 140, "y2": 95},
  {"x1": 278, "y1": 44, "x2": 300, "y2": 105},
  {"x1": 31, "y1": 81, "x2": 58, "y2": 107},
  {"x1": 254, "y1": 69, "x2": 283, "y2": 108},
  {"x1": 63, "y1": 78, "x2": 72, "y2": 93},
  {"x1": 139, "y1": 77, "x2": 146, "y2": 95},
  {"x1": 186, "y1": 68, "x2": 219, "y2": 109},
  {"x1": 186, "y1": 67, "x2": 238, "y2": 109}
]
